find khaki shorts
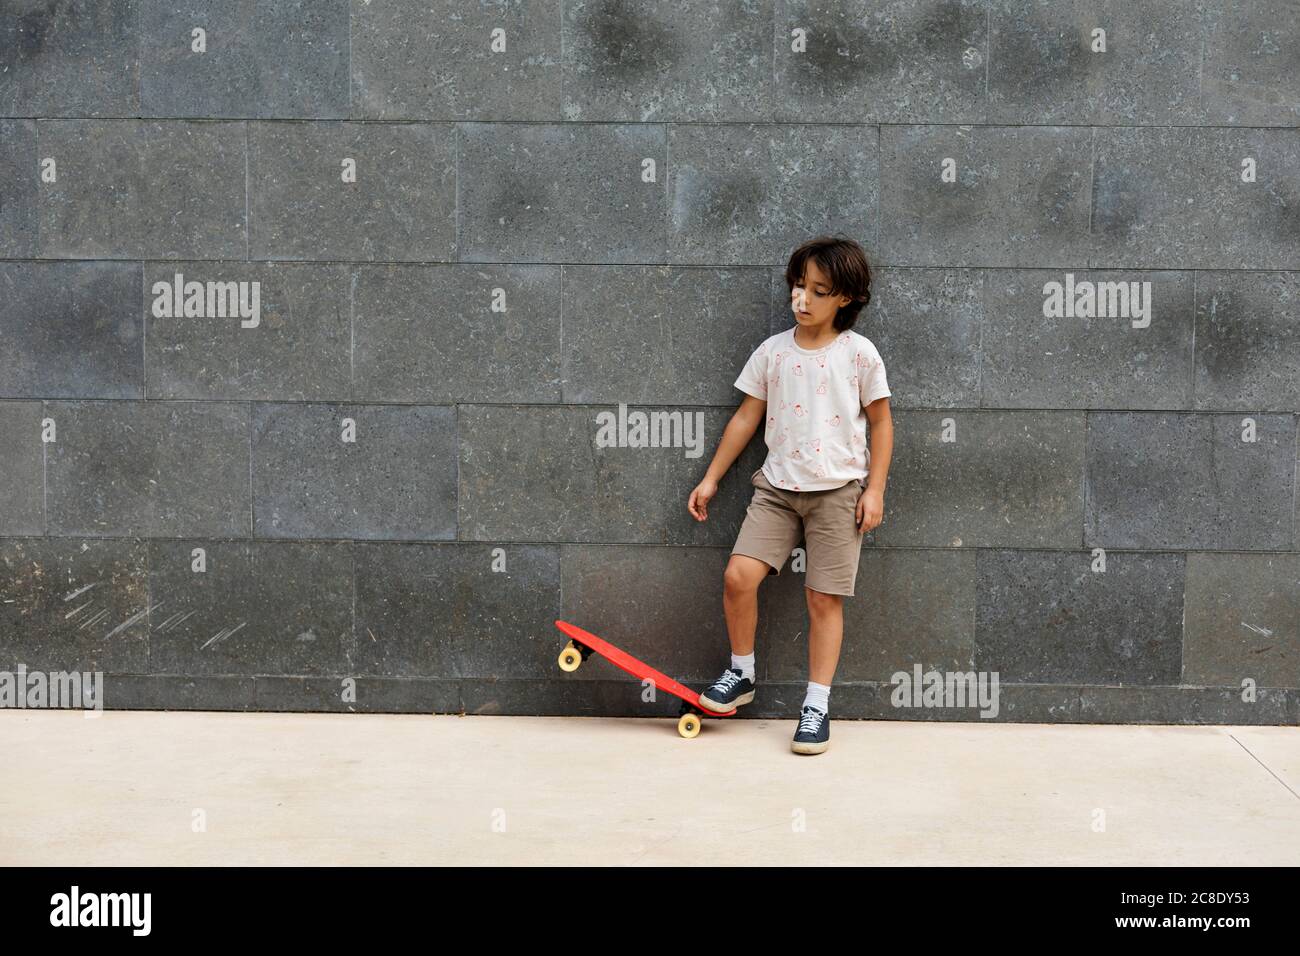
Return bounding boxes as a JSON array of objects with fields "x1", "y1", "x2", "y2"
[{"x1": 731, "y1": 467, "x2": 867, "y2": 597}]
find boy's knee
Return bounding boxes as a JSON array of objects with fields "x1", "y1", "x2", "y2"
[{"x1": 805, "y1": 587, "x2": 844, "y2": 614}]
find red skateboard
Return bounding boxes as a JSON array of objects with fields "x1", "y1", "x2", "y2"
[{"x1": 554, "y1": 619, "x2": 736, "y2": 738}]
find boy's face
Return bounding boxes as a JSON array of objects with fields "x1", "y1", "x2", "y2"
[{"x1": 790, "y1": 259, "x2": 850, "y2": 330}]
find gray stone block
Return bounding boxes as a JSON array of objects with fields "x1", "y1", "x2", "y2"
[
  {"x1": 459, "y1": 122, "x2": 667, "y2": 262},
  {"x1": 0, "y1": 119, "x2": 37, "y2": 256},
  {"x1": 668, "y1": 123, "x2": 879, "y2": 265},
  {"x1": 1184, "y1": 551, "x2": 1300, "y2": 688},
  {"x1": 1091, "y1": 127, "x2": 1300, "y2": 270},
  {"x1": 0, "y1": 536, "x2": 149, "y2": 673},
  {"x1": 987, "y1": 0, "x2": 1206, "y2": 124},
  {"x1": 248, "y1": 121, "x2": 456, "y2": 261},
  {"x1": 0, "y1": 402, "x2": 43, "y2": 535},
  {"x1": 353, "y1": 542, "x2": 559, "y2": 678},
  {"x1": 146, "y1": 539, "x2": 353, "y2": 676},
  {"x1": 880, "y1": 125, "x2": 1092, "y2": 267},
  {"x1": 0, "y1": 0, "x2": 138, "y2": 116},
  {"x1": 1085, "y1": 412, "x2": 1294, "y2": 550},
  {"x1": 0, "y1": 261, "x2": 143, "y2": 399},
  {"x1": 775, "y1": 0, "x2": 988, "y2": 124},
  {"x1": 39, "y1": 119, "x2": 247, "y2": 259},
  {"x1": 980, "y1": 269, "x2": 1195, "y2": 408},
  {"x1": 1194, "y1": 271, "x2": 1300, "y2": 412},
  {"x1": 563, "y1": 0, "x2": 770, "y2": 121},
  {"x1": 1201, "y1": 0, "x2": 1300, "y2": 126},
  {"x1": 46, "y1": 400, "x2": 251, "y2": 537},
  {"x1": 976, "y1": 548, "x2": 1184, "y2": 684},
  {"x1": 458, "y1": 404, "x2": 762, "y2": 544},
  {"x1": 352, "y1": 263, "x2": 560, "y2": 403},
  {"x1": 140, "y1": 0, "x2": 349, "y2": 118},
  {"x1": 352, "y1": 0, "x2": 561, "y2": 120},
  {"x1": 871, "y1": 409, "x2": 1087, "y2": 548},
  {"x1": 562, "y1": 265, "x2": 768, "y2": 404},
  {"x1": 251, "y1": 403, "x2": 456, "y2": 540},
  {"x1": 144, "y1": 261, "x2": 351, "y2": 400},
  {"x1": 763, "y1": 547, "x2": 978, "y2": 682}
]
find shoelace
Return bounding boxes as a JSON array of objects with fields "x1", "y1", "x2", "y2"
[
  {"x1": 713, "y1": 669, "x2": 742, "y2": 692},
  {"x1": 797, "y1": 706, "x2": 825, "y2": 735}
]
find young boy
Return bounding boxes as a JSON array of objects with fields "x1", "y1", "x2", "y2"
[{"x1": 686, "y1": 236, "x2": 893, "y2": 755}]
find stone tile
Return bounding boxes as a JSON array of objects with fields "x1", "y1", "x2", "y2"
[
  {"x1": 0, "y1": 261, "x2": 143, "y2": 399},
  {"x1": 352, "y1": 0, "x2": 561, "y2": 120},
  {"x1": 1194, "y1": 271, "x2": 1300, "y2": 412},
  {"x1": 459, "y1": 122, "x2": 667, "y2": 263},
  {"x1": 981, "y1": 269, "x2": 1195, "y2": 409},
  {"x1": 100, "y1": 675, "x2": 257, "y2": 710},
  {"x1": 668, "y1": 123, "x2": 879, "y2": 265},
  {"x1": 252, "y1": 676, "x2": 462, "y2": 713},
  {"x1": 139, "y1": 0, "x2": 349, "y2": 118},
  {"x1": 353, "y1": 542, "x2": 559, "y2": 679},
  {"x1": 251, "y1": 403, "x2": 456, "y2": 540},
  {"x1": 563, "y1": 0, "x2": 770, "y2": 121},
  {"x1": 986, "y1": 0, "x2": 1207, "y2": 124},
  {"x1": 559, "y1": 544, "x2": 731, "y2": 683},
  {"x1": 0, "y1": 536, "x2": 149, "y2": 673},
  {"x1": 1183, "y1": 552, "x2": 1300, "y2": 688},
  {"x1": 561, "y1": 265, "x2": 768, "y2": 404},
  {"x1": 764, "y1": 548, "x2": 977, "y2": 683},
  {"x1": 864, "y1": 266, "x2": 983, "y2": 408},
  {"x1": 38, "y1": 119, "x2": 247, "y2": 259},
  {"x1": 0, "y1": 402, "x2": 43, "y2": 535},
  {"x1": 976, "y1": 549, "x2": 1184, "y2": 684},
  {"x1": 248, "y1": 121, "x2": 455, "y2": 261},
  {"x1": 1091, "y1": 127, "x2": 1300, "y2": 270},
  {"x1": 0, "y1": 119, "x2": 38, "y2": 256},
  {"x1": 1077, "y1": 685, "x2": 1292, "y2": 724},
  {"x1": 46, "y1": 401, "x2": 251, "y2": 537},
  {"x1": 0, "y1": 1, "x2": 138, "y2": 116},
  {"x1": 776, "y1": 0, "x2": 988, "y2": 124},
  {"x1": 458, "y1": 404, "x2": 763, "y2": 544},
  {"x1": 1085, "y1": 412, "x2": 1294, "y2": 550},
  {"x1": 144, "y1": 262, "x2": 351, "y2": 400},
  {"x1": 352, "y1": 264, "x2": 560, "y2": 403},
  {"x1": 146, "y1": 539, "x2": 353, "y2": 676},
  {"x1": 1200, "y1": 0, "x2": 1300, "y2": 126},
  {"x1": 871, "y1": 409, "x2": 1086, "y2": 548},
  {"x1": 880, "y1": 125, "x2": 1092, "y2": 267}
]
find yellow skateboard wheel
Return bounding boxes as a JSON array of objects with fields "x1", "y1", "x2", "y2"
[
  {"x1": 677, "y1": 713, "x2": 701, "y2": 738},
  {"x1": 557, "y1": 642, "x2": 583, "y2": 672}
]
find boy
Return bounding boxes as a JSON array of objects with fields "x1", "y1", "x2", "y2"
[{"x1": 686, "y1": 236, "x2": 893, "y2": 755}]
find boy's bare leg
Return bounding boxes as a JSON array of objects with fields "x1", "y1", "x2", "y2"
[
  {"x1": 722, "y1": 555, "x2": 770, "y2": 655},
  {"x1": 805, "y1": 588, "x2": 844, "y2": 685}
]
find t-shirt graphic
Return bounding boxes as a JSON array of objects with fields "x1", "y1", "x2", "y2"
[{"x1": 733, "y1": 326, "x2": 891, "y2": 492}]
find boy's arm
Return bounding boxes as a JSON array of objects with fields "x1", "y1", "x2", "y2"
[
  {"x1": 702, "y1": 394, "x2": 766, "y2": 484},
  {"x1": 863, "y1": 396, "x2": 892, "y2": 496}
]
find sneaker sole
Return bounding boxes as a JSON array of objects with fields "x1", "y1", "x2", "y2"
[
  {"x1": 697, "y1": 688, "x2": 755, "y2": 712},
  {"x1": 791, "y1": 739, "x2": 829, "y2": 755}
]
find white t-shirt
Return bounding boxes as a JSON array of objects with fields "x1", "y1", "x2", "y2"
[{"x1": 733, "y1": 326, "x2": 891, "y2": 492}]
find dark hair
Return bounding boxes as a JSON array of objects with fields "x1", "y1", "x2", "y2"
[{"x1": 783, "y1": 234, "x2": 872, "y2": 332}]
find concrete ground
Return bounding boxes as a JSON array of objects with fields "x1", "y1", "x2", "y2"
[{"x1": 1, "y1": 710, "x2": 1297, "y2": 865}]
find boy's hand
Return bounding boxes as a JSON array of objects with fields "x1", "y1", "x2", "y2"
[
  {"x1": 687, "y1": 478, "x2": 719, "y2": 521},
  {"x1": 855, "y1": 487, "x2": 884, "y2": 533}
]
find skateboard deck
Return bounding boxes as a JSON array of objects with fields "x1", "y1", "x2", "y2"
[{"x1": 554, "y1": 619, "x2": 736, "y2": 738}]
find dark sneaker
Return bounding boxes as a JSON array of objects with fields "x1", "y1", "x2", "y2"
[
  {"x1": 697, "y1": 667, "x2": 756, "y2": 713},
  {"x1": 791, "y1": 705, "x2": 830, "y2": 754}
]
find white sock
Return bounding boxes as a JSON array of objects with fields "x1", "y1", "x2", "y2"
[
  {"x1": 731, "y1": 652, "x2": 755, "y2": 682},
  {"x1": 803, "y1": 681, "x2": 830, "y2": 714}
]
